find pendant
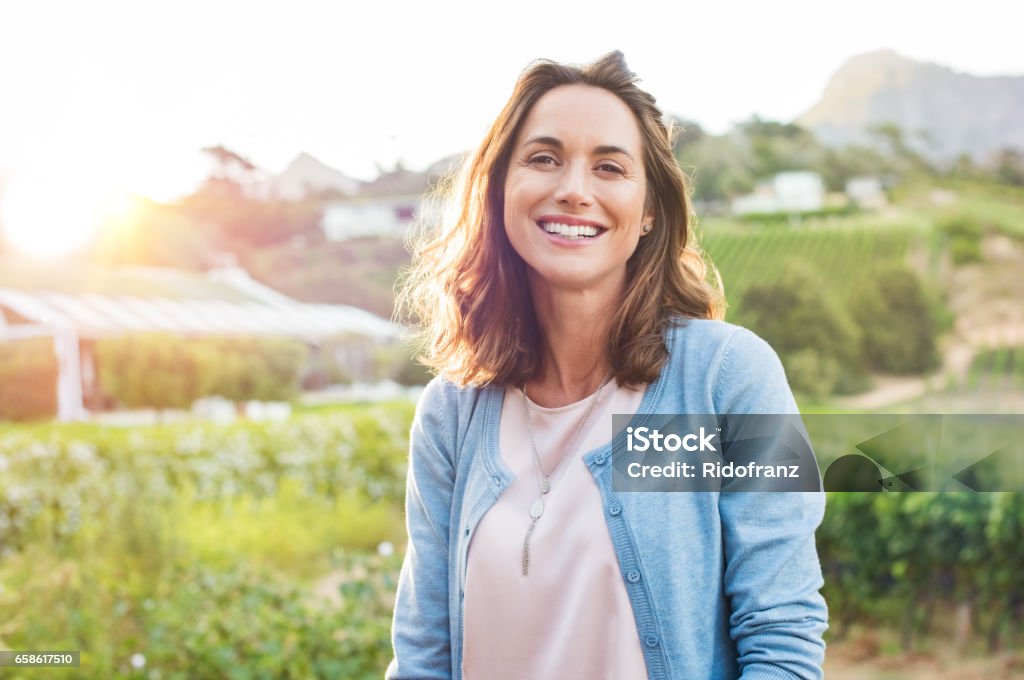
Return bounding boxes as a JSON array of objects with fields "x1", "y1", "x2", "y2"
[
  {"x1": 541, "y1": 477, "x2": 551, "y2": 494},
  {"x1": 522, "y1": 520, "x2": 536, "y2": 576},
  {"x1": 530, "y1": 498, "x2": 544, "y2": 520}
]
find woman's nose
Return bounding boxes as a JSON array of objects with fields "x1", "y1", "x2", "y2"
[{"x1": 552, "y1": 162, "x2": 592, "y2": 206}]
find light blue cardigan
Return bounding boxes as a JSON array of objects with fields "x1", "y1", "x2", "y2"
[{"x1": 387, "y1": 319, "x2": 828, "y2": 679}]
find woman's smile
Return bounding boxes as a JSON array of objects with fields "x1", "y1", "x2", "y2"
[{"x1": 536, "y1": 214, "x2": 608, "y2": 244}]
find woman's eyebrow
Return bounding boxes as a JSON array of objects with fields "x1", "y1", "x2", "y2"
[{"x1": 522, "y1": 136, "x2": 635, "y2": 161}]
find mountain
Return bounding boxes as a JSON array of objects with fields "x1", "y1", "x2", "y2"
[
  {"x1": 249, "y1": 152, "x2": 363, "y2": 200},
  {"x1": 798, "y1": 49, "x2": 1024, "y2": 164}
]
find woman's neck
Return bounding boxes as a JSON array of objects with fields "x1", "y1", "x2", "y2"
[{"x1": 526, "y1": 280, "x2": 619, "y2": 407}]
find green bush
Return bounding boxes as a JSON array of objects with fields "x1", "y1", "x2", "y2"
[
  {"x1": 849, "y1": 266, "x2": 942, "y2": 374},
  {"x1": 0, "y1": 337, "x2": 58, "y2": 421},
  {"x1": 937, "y1": 214, "x2": 984, "y2": 265},
  {"x1": 0, "y1": 405, "x2": 412, "y2": 678},
  {"x1": 95, "y1": 334, "x2": 308, "y2": 408},
  {"x1": 736, "y1": 204, "x2": 858, "y2": 224},
  {"x1": 781, "y1": 348, "x2": 840, "y2": 401},
  {"x1": 738, "y1": 262, "x2": 866, "y2": 396},
  {"x1": 937, "y1": 214, "x2": 984, "y2": 241},
  {"x1": 139, "y1": 555, "x2": 398, "y2": 679},
  {"x1": 371, "y1": 343, "x2": 433, "y2": 386},
  {"x1": 950, "y1": 237, "x2": 983, "y2": 265}
]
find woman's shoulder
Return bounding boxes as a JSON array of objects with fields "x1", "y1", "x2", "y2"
[
  {"x1": 413, "y1": 374, "x2": 493, "y2": 438},
  {"x1": 663, "y1": 317, "x2": 797, "y2": 414},
  {"x1": 666, "y1": 317, "x2": 775, "y2": 359}
]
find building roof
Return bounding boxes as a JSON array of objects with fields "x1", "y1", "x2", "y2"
[{"x1": 0, "y1": 262, "x2": 401, "y2": 341}]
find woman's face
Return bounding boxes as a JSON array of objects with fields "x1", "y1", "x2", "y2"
[{"x1": 503, "y1": 84, "x2": 652, "y2": 296}]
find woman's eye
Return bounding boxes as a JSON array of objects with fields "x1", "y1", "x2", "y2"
[
  {"x1": 528, "y1": 154, "x2": 557, "y2": 166},
  {"x1": 597, "y1": 163, "x2": 625, "y2": 175}
]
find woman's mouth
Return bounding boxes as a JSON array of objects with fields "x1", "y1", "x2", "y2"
[{"x1": 536, "y1": 221, "x2": 607, "y2": 240}]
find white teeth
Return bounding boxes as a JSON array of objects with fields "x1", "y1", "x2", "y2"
[{"x1": 540, "y1": 221, "x2": 601, "y2": 238}]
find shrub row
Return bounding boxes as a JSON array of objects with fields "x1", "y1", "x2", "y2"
[{"x1": 95, "y1": 334, "x2": 309, "y2": 409}]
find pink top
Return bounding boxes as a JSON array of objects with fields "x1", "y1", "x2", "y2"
[{"x1": 463, "y1": 381, "x2": 649, "y2": 680}]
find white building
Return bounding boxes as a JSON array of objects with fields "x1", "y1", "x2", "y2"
[
  {"x1": 321, "y1": 194, "x2": 429, "y2": 241},
  {"x1": 731, "y1": 171, "x2": 825, "y2": 215},
  {"x1": 845, "y1": 176, "x2": 887, "y2": 209}
]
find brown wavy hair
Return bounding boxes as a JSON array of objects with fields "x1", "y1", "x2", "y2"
[{"x1": 398, "y1": 51, "x2": 723, "y2": 388}]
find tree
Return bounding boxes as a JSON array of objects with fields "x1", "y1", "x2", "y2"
[
  {"x1": 739, "y1": 262, "x2": 865, "y2": 397},
  {"x1": 993, "y1": 149, "x2": 1024, "y2": 186},
  {"x1": 850, "y1": 266, "x2": 941, "y2": 374}
]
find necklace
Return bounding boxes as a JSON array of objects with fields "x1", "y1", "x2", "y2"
[{"x1": 520, "y1": 371, "x2": 612, "y2": 576}]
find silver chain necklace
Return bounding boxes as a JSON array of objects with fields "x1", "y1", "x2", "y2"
[{"x1": 520, "y1": 371, "x2": 612, "y2": 576}]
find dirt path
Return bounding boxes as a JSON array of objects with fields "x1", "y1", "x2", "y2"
[
  {"x1": 825, "y1": 639, "x2": 1024, "y2": 679},
  {"x1": 836, "y1": 234, "x2": 1024, "y2": 411}
]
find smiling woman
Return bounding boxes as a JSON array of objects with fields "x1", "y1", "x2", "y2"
[
  {"x1": 1, "y1": 172, "x2": 137, "y2": 258},
  {"x1": 390, "y1": 51, "x2": 828, "y2": 680},
  {"x1": 503, "y1": 84, "x2": 652, "y2": 295}
]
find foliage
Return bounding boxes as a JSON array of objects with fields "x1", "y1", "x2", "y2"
[
  {"x1": 849, "y1": 266, "x2": 942, "y2": 374},
  {"x1": 676, "y1": 117, "x2": 901, "y2": 201},
  {"x1": 372, "y1": 342, "x2": 434, "y2": 386},
  {"x1": 966, "y1": 347, "x2": 1024, "y2": 393},
  {"x1": 0, "y1": 404, "x2": 413, "y2": 677},
  {"x1": 243, "y1": 237, "x2": 411, "y2": 319},
  {"x1": 936, "y1": 214, "x2": 985, "y2": 265},
  {"x1": 735, "y1": 205, "x2": 859, "y2": 224},
  {"x1": 818, "y1": 492, "x2": 1024, "y2": 652},
  {"x1": 0, "y1": 337, "x2": 58, "y2": 421},
  {"x1": 94, "y1": 334, "x2": 308, "y2": 408},
  {"x1": 737, "y1": 262, "x2": 866, "y2": 396},
  {"x1": 701, "y1": 222, "x2": 916, "y2": 322},
  {"x1": 135, "y1": 553, "x2": 398, "y2": 679},
  {"x1": 90, "y1": 200, "x2": 211, "y2": 271},
  {"x1": 2, "y1": 401, "x2": 1024, "y2": 673}
]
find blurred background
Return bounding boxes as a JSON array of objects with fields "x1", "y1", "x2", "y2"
[{"x1": 1, "y1": 1, "x2": 1023, "y2": 677}]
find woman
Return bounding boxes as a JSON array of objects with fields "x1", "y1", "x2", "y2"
[{"x1": 388, "y1": 51, "x2": 828, "y2": 680}]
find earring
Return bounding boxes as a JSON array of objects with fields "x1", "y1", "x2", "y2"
[{"x1": 641, "y1": 224, "x2": 652, "y2": 234}]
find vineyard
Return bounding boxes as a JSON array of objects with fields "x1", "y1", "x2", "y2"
[
  {"x1": 699, "y1": 221, "x2": 920, "y2": 319},
  {"x1": 2, "y1": 404, "x2": 1023, "y2": 677},
  {"x1": 964, "y1": 347, "x2": 1024, "y2": 392}
]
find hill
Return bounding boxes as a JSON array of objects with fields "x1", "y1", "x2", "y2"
[{"x1": 797, "y1": 49, "x2": 1024, "y2": 164}]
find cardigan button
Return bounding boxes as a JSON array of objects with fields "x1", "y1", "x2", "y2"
[
  {"x1": 608, "y1": 501, "x2": 622, "y2": 516},
  {"x1": 594, "y1": 454, "x2": 607, "y2": 465},
  {"x1": 626, "y1": 570, "x2": 641, "y2": 583},
  {"x1": 645, "y1": 634, "x2": 659, "y2": 648}
]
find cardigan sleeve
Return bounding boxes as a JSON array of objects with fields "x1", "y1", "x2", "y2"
[
  {"x1": 386, "y1": 378, "x2": 457, "y2": 679},
  {"x1": 713, "y1": 328, "x2": 829, "y2": 680}
]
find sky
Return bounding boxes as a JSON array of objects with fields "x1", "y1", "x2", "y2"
[{"x1": 1, "y1": 0, "x2": 1023, "y2": 209}]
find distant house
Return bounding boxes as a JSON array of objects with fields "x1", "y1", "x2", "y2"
[
  {"x1": 845, "y1": 176, "x2": 887, "y2": 209},
  {"x1": 320, "y1": 157, "x2": 461, "y2": 242},
  {"x1": 731, "y1": 171, "x2": 825, "y2": 215},
  {"x1": 321, "y1": 193, "x2": 432, "y2": 241}
]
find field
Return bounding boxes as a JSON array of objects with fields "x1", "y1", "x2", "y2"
[
  {"x1": 2, "y1": 399, "x2": 1024, "y2": 678},
  {"x1": 699, "y1": 220, "x2": 920, "y2": 320},
  {"x1": 1, "y1": 183, "x2": 1022, "y2": 677},
  {"x1": 0, "y1": 406, "x2": 412, "y2": 678}
]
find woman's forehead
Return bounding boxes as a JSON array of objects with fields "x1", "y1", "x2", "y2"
[{"x1": 516, "y1": 84, "x2": 643, "y2": 154}]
